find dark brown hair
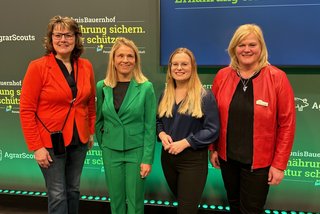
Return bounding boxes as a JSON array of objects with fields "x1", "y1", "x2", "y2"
[{"x1": 43, "y1": 15, "x2": 84, "y2": 60}]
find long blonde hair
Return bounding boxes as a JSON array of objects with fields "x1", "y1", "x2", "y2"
[
  {"x1": 104, "y1": 37, "x2": 147, "y2": 87},
  {"x1": 158, "y1": 48, "x2": 205, "y2": 118},
  {"x1": 228, "y1": 24, "x2": 269, "y2": 71}
]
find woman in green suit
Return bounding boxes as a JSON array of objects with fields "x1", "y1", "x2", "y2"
[{"x1": 95, "y1": 37, "x2": 157, "y2": 214}]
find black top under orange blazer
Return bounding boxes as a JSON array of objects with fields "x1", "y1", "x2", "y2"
[{"x1": 20, "y1": 53, "x2": 96, "y2": 151}]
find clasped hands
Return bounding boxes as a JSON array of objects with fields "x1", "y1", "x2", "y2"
[{"x1": 159, "y1": 132, "x2": 190, "y2": 155}]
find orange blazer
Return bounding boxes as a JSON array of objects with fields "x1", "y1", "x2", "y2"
[{"x1": 20, "y1": 53, "x2": 96, "y2": 151}]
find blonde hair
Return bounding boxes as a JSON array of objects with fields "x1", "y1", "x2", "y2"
[
  {"x1": 158, "y1": 48, "x2": 205, "y2": 118},
  {"x1": 228, "y1": 24, "x2": 269, "y2": 71},
  {"x1": 104, "y1": 37, "x2": 147, "y2": 87}
]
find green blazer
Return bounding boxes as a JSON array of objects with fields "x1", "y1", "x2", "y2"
[{"x1": 95, "y1": 79, "x2": 156, "y2": 164}]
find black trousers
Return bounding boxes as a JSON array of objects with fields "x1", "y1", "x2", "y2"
[
  {"x1": 219, "y1": 158, "x2": 270, "y2": 214},
  {"x1": 161, "y1": 148, "x2": 208, "y2": 214}
]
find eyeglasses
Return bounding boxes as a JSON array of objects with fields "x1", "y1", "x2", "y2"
[
  {"x1": 52, "y1": 32, "x2": 75, "y2": 40},
  {"x1": 170, "y1": 62, "x2": 190, "y2": 69}
]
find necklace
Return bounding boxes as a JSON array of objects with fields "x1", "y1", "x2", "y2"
[{"x1": 237, "y1": 70, "x2": 258, "y2": 92}]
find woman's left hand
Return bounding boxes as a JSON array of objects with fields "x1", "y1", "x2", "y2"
[
  {"x1": 268, "y1": 166, "x2": 284, "y2": 185},
  {"x1": 140, "y1": 163, "x2": 151, "y2": 179},
  {"x1": 88, "y1": 134, "x2": 94, "y2": 149},
  {"x1": 167, "y1": 139, "x2": 191, "y2": 155}
]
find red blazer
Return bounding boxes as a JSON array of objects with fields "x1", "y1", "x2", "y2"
[
  {"x1": 210, "y1": 65, "x2": 295, "y2": 170},
  {"x1": 20, "y1": 53, "x2": 96, "y2": 151}
]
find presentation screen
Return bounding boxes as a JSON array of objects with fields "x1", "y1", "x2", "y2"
[{"x1": 160, "y1": 0, "x2": 320, "y2": 66}]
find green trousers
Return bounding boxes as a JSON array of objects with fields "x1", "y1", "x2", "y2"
[{"x1": 102, "y1": 147, "x2": 145, "y2": 214}]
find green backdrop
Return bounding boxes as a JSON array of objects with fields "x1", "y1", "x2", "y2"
[{"x1": 0, "y1": 0, "x2": 319, "y2": 212}]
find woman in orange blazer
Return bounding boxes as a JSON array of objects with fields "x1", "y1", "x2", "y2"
[{"x1": 20, "y1": 16, "x2": 96, "y2": 214}]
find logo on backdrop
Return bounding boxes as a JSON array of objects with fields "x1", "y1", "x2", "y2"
[
  {"x1": 2, "y1": 151, "x2": 34, "y2": 160},
  {"x1": 288, "y1": 150, "x2": 320, "y2": 186},
  {"x1": 0, "y1": 34, "x2": 35, "y2": 43},
  {"x1": 294, "y1": 96, "x2": 320, "y2": 112},
  {"x1": 71, "y1": 16, "x2": 147, "y2": 54},
  {"x1": 0, "y1": 80, "x2": 21, "y2": 114},
  {"x1": 295, "y1": 97, "x2": 309, "y2": 111}
]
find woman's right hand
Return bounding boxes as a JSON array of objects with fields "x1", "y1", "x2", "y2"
[
  {"x1": 34, "y1": 147, "x2": 53, "y2": 168},
  {"x1": 209, "y1": 150, "x2": 220, "y2": 169},
  {"x1": 158, "y1": 131, "x2": 173, "y2": 150}
]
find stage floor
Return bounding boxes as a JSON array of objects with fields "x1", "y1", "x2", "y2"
[{"x1": 0, "y1": 194, "x2": 225, "y2": 214}]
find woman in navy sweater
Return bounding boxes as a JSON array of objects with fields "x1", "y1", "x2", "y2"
[{"x1": 156, "y1": 47, "x2": 220, "y2": 214}]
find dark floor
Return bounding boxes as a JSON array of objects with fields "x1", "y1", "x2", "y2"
[{"x1": 0, "y1": 194, "x2": 226, "y2": 214}]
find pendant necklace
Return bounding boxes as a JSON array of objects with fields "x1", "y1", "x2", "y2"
[{"x1": 237, "y1": 70, "x2": 258, "y2": 92}]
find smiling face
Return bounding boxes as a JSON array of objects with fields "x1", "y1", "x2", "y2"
[
  {"x1": 114, "y1": 44, "x2": 136, "y2": 81},
  {"x1": 52, "y1": 24, "x2": 75, "y2": 60},
  {"x1": 170, "y1": 52, "x2": 192, "y2": 84},
  {"x1": 236, "y1": 33, "x2": 262, "y2": 70}
]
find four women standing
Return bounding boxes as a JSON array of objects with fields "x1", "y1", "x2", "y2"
[{"x1": 20, "y1": 17, "x2": 296, "y2": 214}]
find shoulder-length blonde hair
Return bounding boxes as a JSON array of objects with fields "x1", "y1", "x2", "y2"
[
  {"x1": 104, "y1": 37, "x2": 147, "y2": 88},
  {"x1": 44, "y1": 15, "x2": 83, "y2": 60},
  {"x1": 158, "y1": 47, "x2": 205, "y2": 118},
  {"x1": 228, "y1": 24, "x2": 269, "y2": 71}
]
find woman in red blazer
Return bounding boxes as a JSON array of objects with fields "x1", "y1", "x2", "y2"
[
  {"x1": 209, "y1": 24, "x2": 295, "y2": 214},
  {"x1": 20, "y1": 15, "x2": 96, "y2": 214}
]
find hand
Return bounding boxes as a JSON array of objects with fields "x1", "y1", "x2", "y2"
[
  {"x1": 140, "y1": 163, "x2": 152, "y2": 178},
  {"x1": 209, "y1": 151, "x2": 220, "y2": 169},
  {"x1": 268, "y1": 166, "x2": 284, "y2": 185},
  {"x1": 34, "y1": 147, "x2": 52, "y2": 168},
  {"x1": 167, "y1": 139, "x2": 190, "y2": 155},
  {"x1": 159, "y1": 132, "x2": 173, "y2": 150},
  {"x1": 88, "y1": 134, "x2": 94, "y2": 149}
]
